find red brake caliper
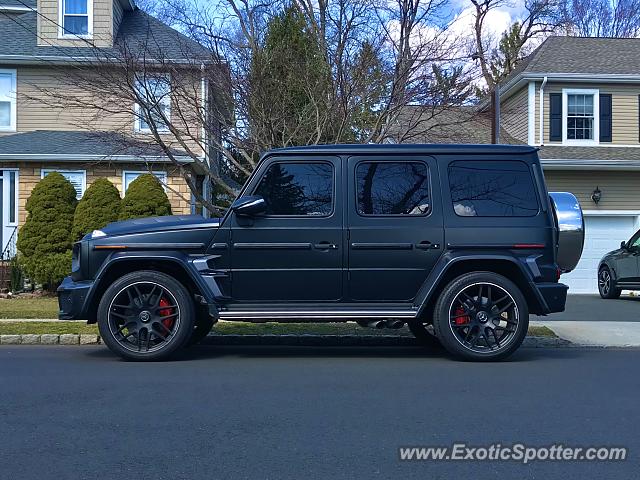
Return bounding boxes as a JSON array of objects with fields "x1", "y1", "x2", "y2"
[
  {"x1": 454, "y1": 306, "x2": 470, "y2": 325},
  {"x1": 159, "y1": 298, "x2": 175, "y2": 330}
]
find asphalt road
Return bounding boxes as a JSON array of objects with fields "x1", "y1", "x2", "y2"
[
  {"x1": 535, "y1": 294, "x2": 640, "y2": 321},
  {"x1": 0, "y1": 345, "x2": 638, "y2": 480}
]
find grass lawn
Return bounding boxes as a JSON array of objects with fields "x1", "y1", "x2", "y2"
[
  {"x1": 0, "y1": 321, "x2": 99, "y2": 335},
  {"x1": 0, "y1": 317, "x2": 556, "y2": 338},
  {"x1": 0, "y1": 296, "x2": 59, "y2": 319}
]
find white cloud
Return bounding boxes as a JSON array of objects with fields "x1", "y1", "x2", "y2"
[{"x1": 448, "y1": 5, "x2": 513, "y2": 48}]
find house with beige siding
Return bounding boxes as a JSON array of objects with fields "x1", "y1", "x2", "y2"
[
  {"x1": 396, "y1": 37, "x2": 640, "y2": 294},
  {"x1": 0, "y1": 0, "x2": 218, "y2": 259},
  {"x1": 486, "y1": 36, "x2": 640, "y2": 293}
]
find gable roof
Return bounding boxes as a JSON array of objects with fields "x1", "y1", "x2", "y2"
[
  {"x1": 487, "y1": 36, "x2": 640, "y2": 107},
  {"x1": 0, "y1": 8, "x2": 213, "y2": 63},
  {"x1": 517, "y1": 36, "x2": 640, "y2": 76},
  {"x1": 502, "y1": 37, "x2": 640, "y2": 79},
  {"x1": 391, "y1": 106, "x2": 521, "y2": 145}
]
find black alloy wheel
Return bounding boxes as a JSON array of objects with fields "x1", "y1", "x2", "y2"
[
  {"x1": 598, "y1": 266, "x2": 621, "y2": 299},
  {"x1": 98, "y1": 271, "x2": 195, "y2": 361},
  {"x1": 433, "y1": 272, "x2": 528, "y2": 361}
]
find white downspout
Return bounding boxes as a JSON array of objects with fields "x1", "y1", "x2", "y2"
[{"x1": 539, "y1": 76, "x2": 548, "y2": 145}]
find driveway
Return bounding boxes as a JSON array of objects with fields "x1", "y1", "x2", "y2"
[
  {"x1": 0, "y1": 345, "x2": 637, "y2": 480},
  {"x1": 534, "y1": 294, "x2": 640, "y2": 322}
]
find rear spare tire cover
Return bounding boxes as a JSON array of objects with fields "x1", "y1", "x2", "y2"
[{"x1": 549, "y1": 192, "x2": 584, "y2": 272}]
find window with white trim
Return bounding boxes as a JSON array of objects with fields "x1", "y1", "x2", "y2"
[
  {"x1": 59, "y1": 0, "x2": 92, "y2": 37},
  {"x1": 134, "y1": 75, "x2": 171, "y2": 133},
  {"x1": 41, "y1": 169, "x2": 86, "y2": 199},
  {"x1": 0, "y1": 69, "x2": 16, "y2": 132},
  {"x1": 123, "y1": 171, "x2": 168, "y2": 192},
  {"x1": 567, "y1": 94, "x2": 594, "y2": 139},
  {"x1": 562, "y1": 88, "x2": 599, "y2": 145}
]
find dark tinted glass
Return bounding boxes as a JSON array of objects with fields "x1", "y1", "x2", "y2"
[
  {"x1": 448, "y1": 161, "x2": 539, "y2": 217},
  {"x1": 356, "y1": 162, "x2": 430, "y2": 215},
  {"x1": 254, "y1": 162, "x2": 333, "y2": 216}
]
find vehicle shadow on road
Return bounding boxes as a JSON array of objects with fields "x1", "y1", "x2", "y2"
[
  {"x1": 84, "y1": 340, "x2": 586, "y2": 364},
  {"x1": 617, "y1": 296, "x2": 640, "y2": 303}
]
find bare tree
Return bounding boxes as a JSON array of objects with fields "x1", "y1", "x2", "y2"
[
  {"x1": 470, "y1": 0, "x2": 559, "y2": 90},
  {"x1": 15, "y1": 0, "x2": 477, "y2": 214},
  {"x1": 558, "y1": 0, "x2": 640, "y2": 37}
]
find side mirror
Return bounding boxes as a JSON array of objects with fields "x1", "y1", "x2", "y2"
[
  {"x1": 231, "y1": 195, "x2": 266, "y2": 217},
  {"x1": 621, "y1": 241, "x2": 627, "y2": 250}
]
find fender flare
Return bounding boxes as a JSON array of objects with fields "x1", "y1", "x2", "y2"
[
  {"x1": 82, "y1": 251, "x2": 217, "y2": 321},
  {"x1": 598, "y1": 259, "x2": 618, "y2": 282},
  {"x1": 414, "y1": 252, "x2": 547, "y2": 317}
]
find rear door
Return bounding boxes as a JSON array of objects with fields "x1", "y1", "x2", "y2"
[{"x1": 346, "y1": 156, "x2": 443, "y2": 302}]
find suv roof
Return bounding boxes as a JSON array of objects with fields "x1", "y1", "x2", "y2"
[{"x1": 268, "y1": 143, "x2": 538, "y2": 156}]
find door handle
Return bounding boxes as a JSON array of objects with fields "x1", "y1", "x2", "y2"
[
  {"x1": 314, "y1": 242, "x2": 338, "y2": 250},
  {"x1": 415, "y1": 241, "x2": 440, "y2": 250}
]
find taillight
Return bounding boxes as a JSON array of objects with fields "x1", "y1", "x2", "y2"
[{"x1": 556, "y1": 267, "x2": 562, "y2": 280}]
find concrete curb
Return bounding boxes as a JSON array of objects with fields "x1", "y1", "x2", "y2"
[
  {"x1": 0, "y1": 333, "x2": 568, "y2": 347},
  {"x1": 0, "y1": 334, "x2": 100, "y2": 345}
]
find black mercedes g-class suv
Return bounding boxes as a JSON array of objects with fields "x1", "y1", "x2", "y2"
[{"x1": 58, "y1": 144, "x2": 584, "y2": 361}]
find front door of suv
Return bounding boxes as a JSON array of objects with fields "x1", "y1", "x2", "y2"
[
  {"x1": 346, "y1": 157, "x2": 443, "y2": 302},
  {"x1": 229, "y1": 157, "x2": 343, "y2": 302}
]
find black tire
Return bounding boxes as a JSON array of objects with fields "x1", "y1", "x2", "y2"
[
  {"x1": 186, "y1": 316, "x2": 215, "y2": 346},
  {"x1": 97, "y1": 270, "x2": 195, "y2": 361},
  {"x1": 433, "y1": 272, "x2": 528, "y2": 361},
  {"x1": 407, "y1": 321, "x2": 441, "y2": 347},
  {"x1": 598, "y1": 266, "x2": 621, "y2": 299}
]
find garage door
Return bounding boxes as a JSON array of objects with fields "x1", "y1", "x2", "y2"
[{"x1": 561, "y1": 215, "x2": 637, "y2": 294}]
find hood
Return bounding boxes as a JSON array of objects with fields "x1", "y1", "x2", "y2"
[{"x1": 96, "y1": 215, "x2": 221, "y2": 237}]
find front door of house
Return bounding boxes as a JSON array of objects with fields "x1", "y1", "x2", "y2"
[
  {"x1": 0, "y1": 169, "x2": 18, "y2": 258},
  {"x1": 0, "y1": 173, "x2": 3, "y2": 254}
]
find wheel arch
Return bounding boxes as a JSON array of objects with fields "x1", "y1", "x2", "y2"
[
  {"x1": 417, "y1": 255, "x2": 546, "y2": 317},
  {"x1": 598, "y1": 259, "x2": 618, "y2": 281},
  {"x1": 84, "y1": 254, "x2": 210, "y2": 324}
]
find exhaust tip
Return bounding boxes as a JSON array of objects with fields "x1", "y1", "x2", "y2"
[
  {"x1": 385, "y1": 319, "x2": 405, "y2": 329},
  {"x1": 366, "y1": 320, "x2": 385, "y2": 329}
]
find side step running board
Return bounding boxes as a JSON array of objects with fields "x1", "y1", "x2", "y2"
[{"x1": 218, "y1": 310, "x2": 418, "y2": 320}]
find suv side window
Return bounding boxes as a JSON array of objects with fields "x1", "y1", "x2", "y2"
[
  {"x1": 355, "y1": 161, "x2": 430, "y2": 216},
  {"x1": 628, "y1": 231, "x2": 640, "y2": 249},
  {"x1": 254, "y1": 162, "x2": 334, "y2": 216},
  {"x1": 448, "y1": 160, "x2": 539, "y2": 217}
]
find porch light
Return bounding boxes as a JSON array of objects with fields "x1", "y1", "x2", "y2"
[{"x1": 591, "y1": 187, "x2": 602, "y2": 205}]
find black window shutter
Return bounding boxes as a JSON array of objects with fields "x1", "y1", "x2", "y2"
[
  {"x1": 599, "y1": 94, "x2": 612, "y2": 142},
  {"x1": 549, "y1": 93, "x2": 562, "y2": 141}
]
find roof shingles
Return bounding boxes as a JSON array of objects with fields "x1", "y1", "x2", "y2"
[
  {"x1": 0, "y1": 8, "x2": 213, "y2": 61},
  {"x1": 524, "y1": 36, "x2": 640, "y2": 75},
  {"x1": 0, "y1": 130, "x2": 190, "y2": 159}
]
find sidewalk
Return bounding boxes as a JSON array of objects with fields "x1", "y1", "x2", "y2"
[{"x1": 532, "y1": 320, "x2": 640, "y2": 347}]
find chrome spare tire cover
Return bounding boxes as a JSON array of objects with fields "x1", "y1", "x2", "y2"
[{"x1": 549, "y1": 192, "x2": 585, "y2": 272}]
